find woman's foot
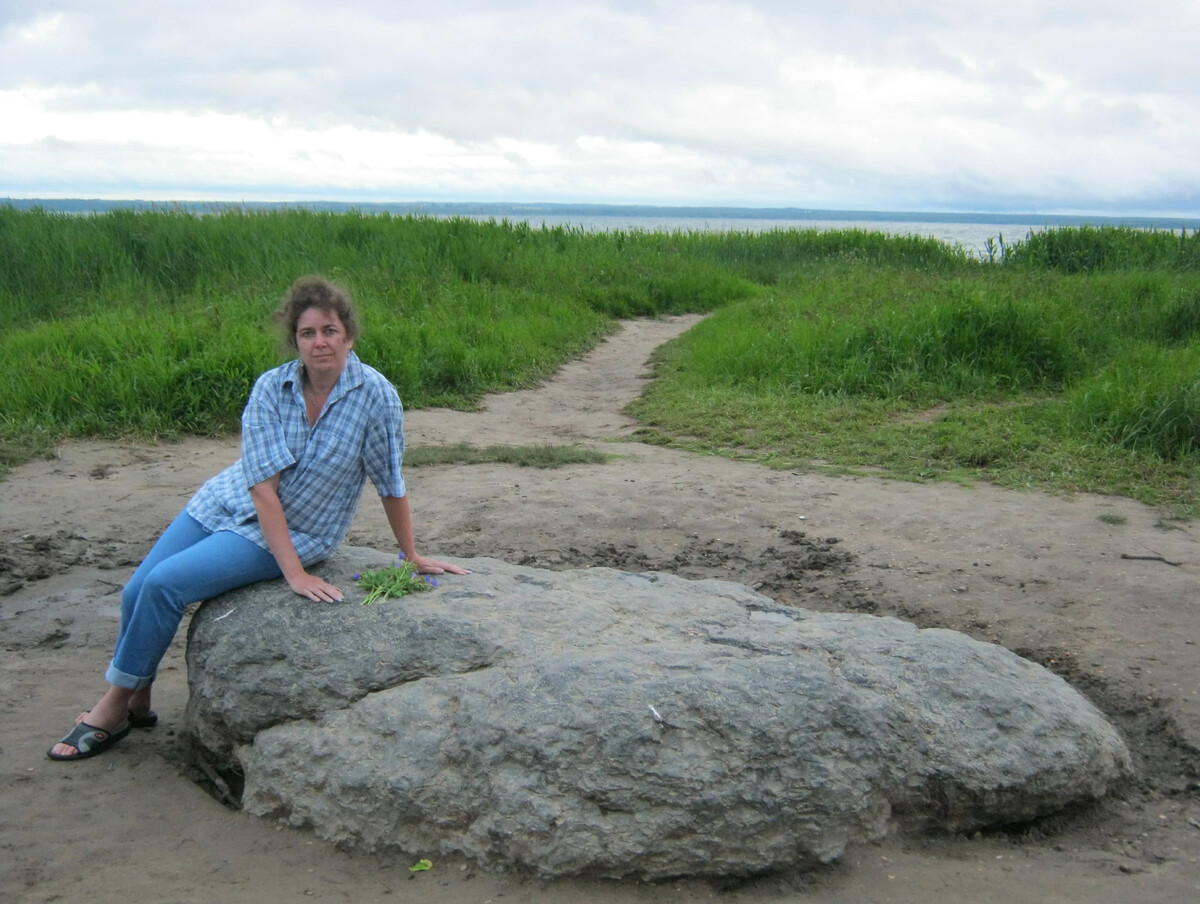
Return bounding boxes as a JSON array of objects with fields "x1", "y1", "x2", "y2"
[
  {"x1": 49, "y1": 687, "x2": 136, "y2": 759},
  {"x1": 47, "y1": 719, "x2": 131, "y2": 760}
]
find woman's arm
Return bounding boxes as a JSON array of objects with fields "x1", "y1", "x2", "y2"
[
  {"x1": 380, "y1": 494, "x2": 469, "y2": 575},
  {"x1": 249, "y1": 475, "x2": 344, "y2": 602}
]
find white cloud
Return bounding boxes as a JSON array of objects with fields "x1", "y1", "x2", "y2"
[{"x1": 0, "y1": 1, "x2": 1197, "y2": 213}]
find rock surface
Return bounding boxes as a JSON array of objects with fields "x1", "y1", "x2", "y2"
[{"x1": 185, "y1": 548, "x2": 1132, "y2": 880}]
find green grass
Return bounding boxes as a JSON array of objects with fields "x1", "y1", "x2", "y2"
[
  {"x1": 0, "y1": 207, "x2": 742, "y2": 441},
  {"x1": 1003, "y1": 224, "x2": 1200, "y2": 273},
  {"x1": 355, "y1": 558, "x2": 435, "y2": 605},
  {"x1": 405, "y1": 444, "x2": 610, "y2": 468},
  {"x1": 629, "y1": 261, "x2": 1200, "y2": 514},
  {"x1": 2, "y1": 207, "x2": 1198, "y2": 515}
]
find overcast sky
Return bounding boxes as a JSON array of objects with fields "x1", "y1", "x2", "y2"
[{"x1": 2, "y1": 1, "x2": 1198, "y2": 215}]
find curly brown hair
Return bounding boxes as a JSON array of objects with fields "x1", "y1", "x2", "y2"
[{"x1": 274, "y1": 275, "x2": 361, "y2": 350}]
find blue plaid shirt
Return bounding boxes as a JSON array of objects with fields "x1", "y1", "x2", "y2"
[{"x1": 187, "y1": 351, "x2": 406, "y2": 565}]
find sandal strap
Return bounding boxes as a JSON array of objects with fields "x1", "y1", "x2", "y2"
[{"x1": 58, "y1": 721, "x2": 114, "y2": 754}]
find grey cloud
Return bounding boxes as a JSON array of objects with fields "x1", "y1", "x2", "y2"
[{"x1": 1, "y1": 1, "x2": 1198, "y2": 212}]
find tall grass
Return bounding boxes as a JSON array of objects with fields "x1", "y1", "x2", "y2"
[
  {"x1": 685, "y1": 272, "x2": 1085, "y2": 402},
  {"x1": 0, "y1": 207, "x2": 763, "y2": 443},
  {"x1": 1065, "y1": 343, "x2": 1200, "y2": 460},
  {"x1": 1003, "y1": 224, "x2": 1200, "y2": 273},
  {"x1": 644, "y1": 226, "x2": 976, "y2": 283},
  {"x1": 0, "y1": 207, "x2": 757, "y2": 327},
  {"x1": 3, "y1": 210, "x2": 1199, "y2": 510},
  {"x1": 630, "y1": 243, "x2": 1200, "y2": 510}
]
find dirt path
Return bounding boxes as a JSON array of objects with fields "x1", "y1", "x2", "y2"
[{"x1": 2, "y1": 316, "x2": 1198, "y2": 903}]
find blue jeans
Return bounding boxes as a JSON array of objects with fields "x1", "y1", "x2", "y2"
[{"x1": 107, "y1": 511, "x2": 281, "y2": 690}]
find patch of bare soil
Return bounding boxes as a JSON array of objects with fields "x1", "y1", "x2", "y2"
[{"x1": 2, "y1": 316, "x2": 1198, "y2": 904}]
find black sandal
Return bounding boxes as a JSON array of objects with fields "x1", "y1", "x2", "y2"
[
  {"x1": 47, "y1": 720, "x2": 132, "y2": 761},
  {"x1": 128, "y1": 709, "x2": 158, "y2": 729}
]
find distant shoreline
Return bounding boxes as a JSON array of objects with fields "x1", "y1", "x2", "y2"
[{"x1": 4, "y1": 197, "x2": 1199, "y2": 231}]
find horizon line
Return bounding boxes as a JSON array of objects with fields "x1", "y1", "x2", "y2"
[{"x1": 4, "y1": 196, "x2": 1200, "y2": 227}]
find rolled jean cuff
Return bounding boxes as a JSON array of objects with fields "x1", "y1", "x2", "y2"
[{"x1": 106, "y1": 661, "x2": 155, "y2": 691}]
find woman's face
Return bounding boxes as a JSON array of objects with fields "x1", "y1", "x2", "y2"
[{"x1": 295, "y1": 306, "x2": 353, "y2": 383}]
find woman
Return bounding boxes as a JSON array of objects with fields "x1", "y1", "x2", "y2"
[{"x1": 49, "y1": 275, "x2": 466, "y2": 760}]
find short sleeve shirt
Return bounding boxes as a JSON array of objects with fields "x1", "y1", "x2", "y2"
[{"x1": 186, "y1": 351, "x2": 406, "y2": 565}]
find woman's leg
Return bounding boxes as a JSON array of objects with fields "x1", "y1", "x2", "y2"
[
  {"x1": 108, "y1": 528, "x2": 281, "y2": 689},
  {"x1": 112, "y1": 510, "x2": 226, "y2": 722},
  {"x1": 63, "y1": 510, "x2": 213, "y2": 732},
  {"x1": 51, "y1": 526, "x2": 281, "y2": 758},
  {"x1": 117, "y1": 510, "x2": 214, "y2": 655}
]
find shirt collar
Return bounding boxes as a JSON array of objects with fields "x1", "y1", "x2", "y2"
[
  {"x1": 281, "y1": 351, "x2": 365, "y2": 404},
  {"x1": 327, "y1": 350, "x2": 365, "y2": 404}
]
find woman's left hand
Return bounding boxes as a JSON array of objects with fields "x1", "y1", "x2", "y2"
[{"x1": 411, "y1": 554, "x2": 471, "y2": 575}]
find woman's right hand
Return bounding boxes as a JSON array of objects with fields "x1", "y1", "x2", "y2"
[
  {"x1": 250, "y1": 477, "x2": 342, "y2": 603},
  {"x1": 286, "y1": 571, "x2": 343, "y2": 603}
]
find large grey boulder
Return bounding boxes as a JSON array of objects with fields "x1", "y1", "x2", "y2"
[{"x1": 185, "y1": 548, "x2": 1131, "y2": 880}]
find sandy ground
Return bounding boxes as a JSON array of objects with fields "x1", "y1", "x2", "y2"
[{"x1": 2, "y1": 315, "x2": 1199, "y2": 904}]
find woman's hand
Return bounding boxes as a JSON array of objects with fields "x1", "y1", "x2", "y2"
[
  {"x1": 410, "y1": 554, "x2": 470, "y2": 576},
  {"x1": 251, "y1": 476, "x2": 343, "y2": 601},
  {"x1": 380, "y1": 496, "x2": 470, "y2": 577},
  {"x1": 286, "y1": 571, "x2": 344, "y2": 602}
]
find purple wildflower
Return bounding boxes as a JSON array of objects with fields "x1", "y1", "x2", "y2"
[
  {"x1": 397, "y1": 551, "x2": 405, "y2": 560},
  {"x1": 351, "y1": 573, "x2": 361, "y2": 581}
]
